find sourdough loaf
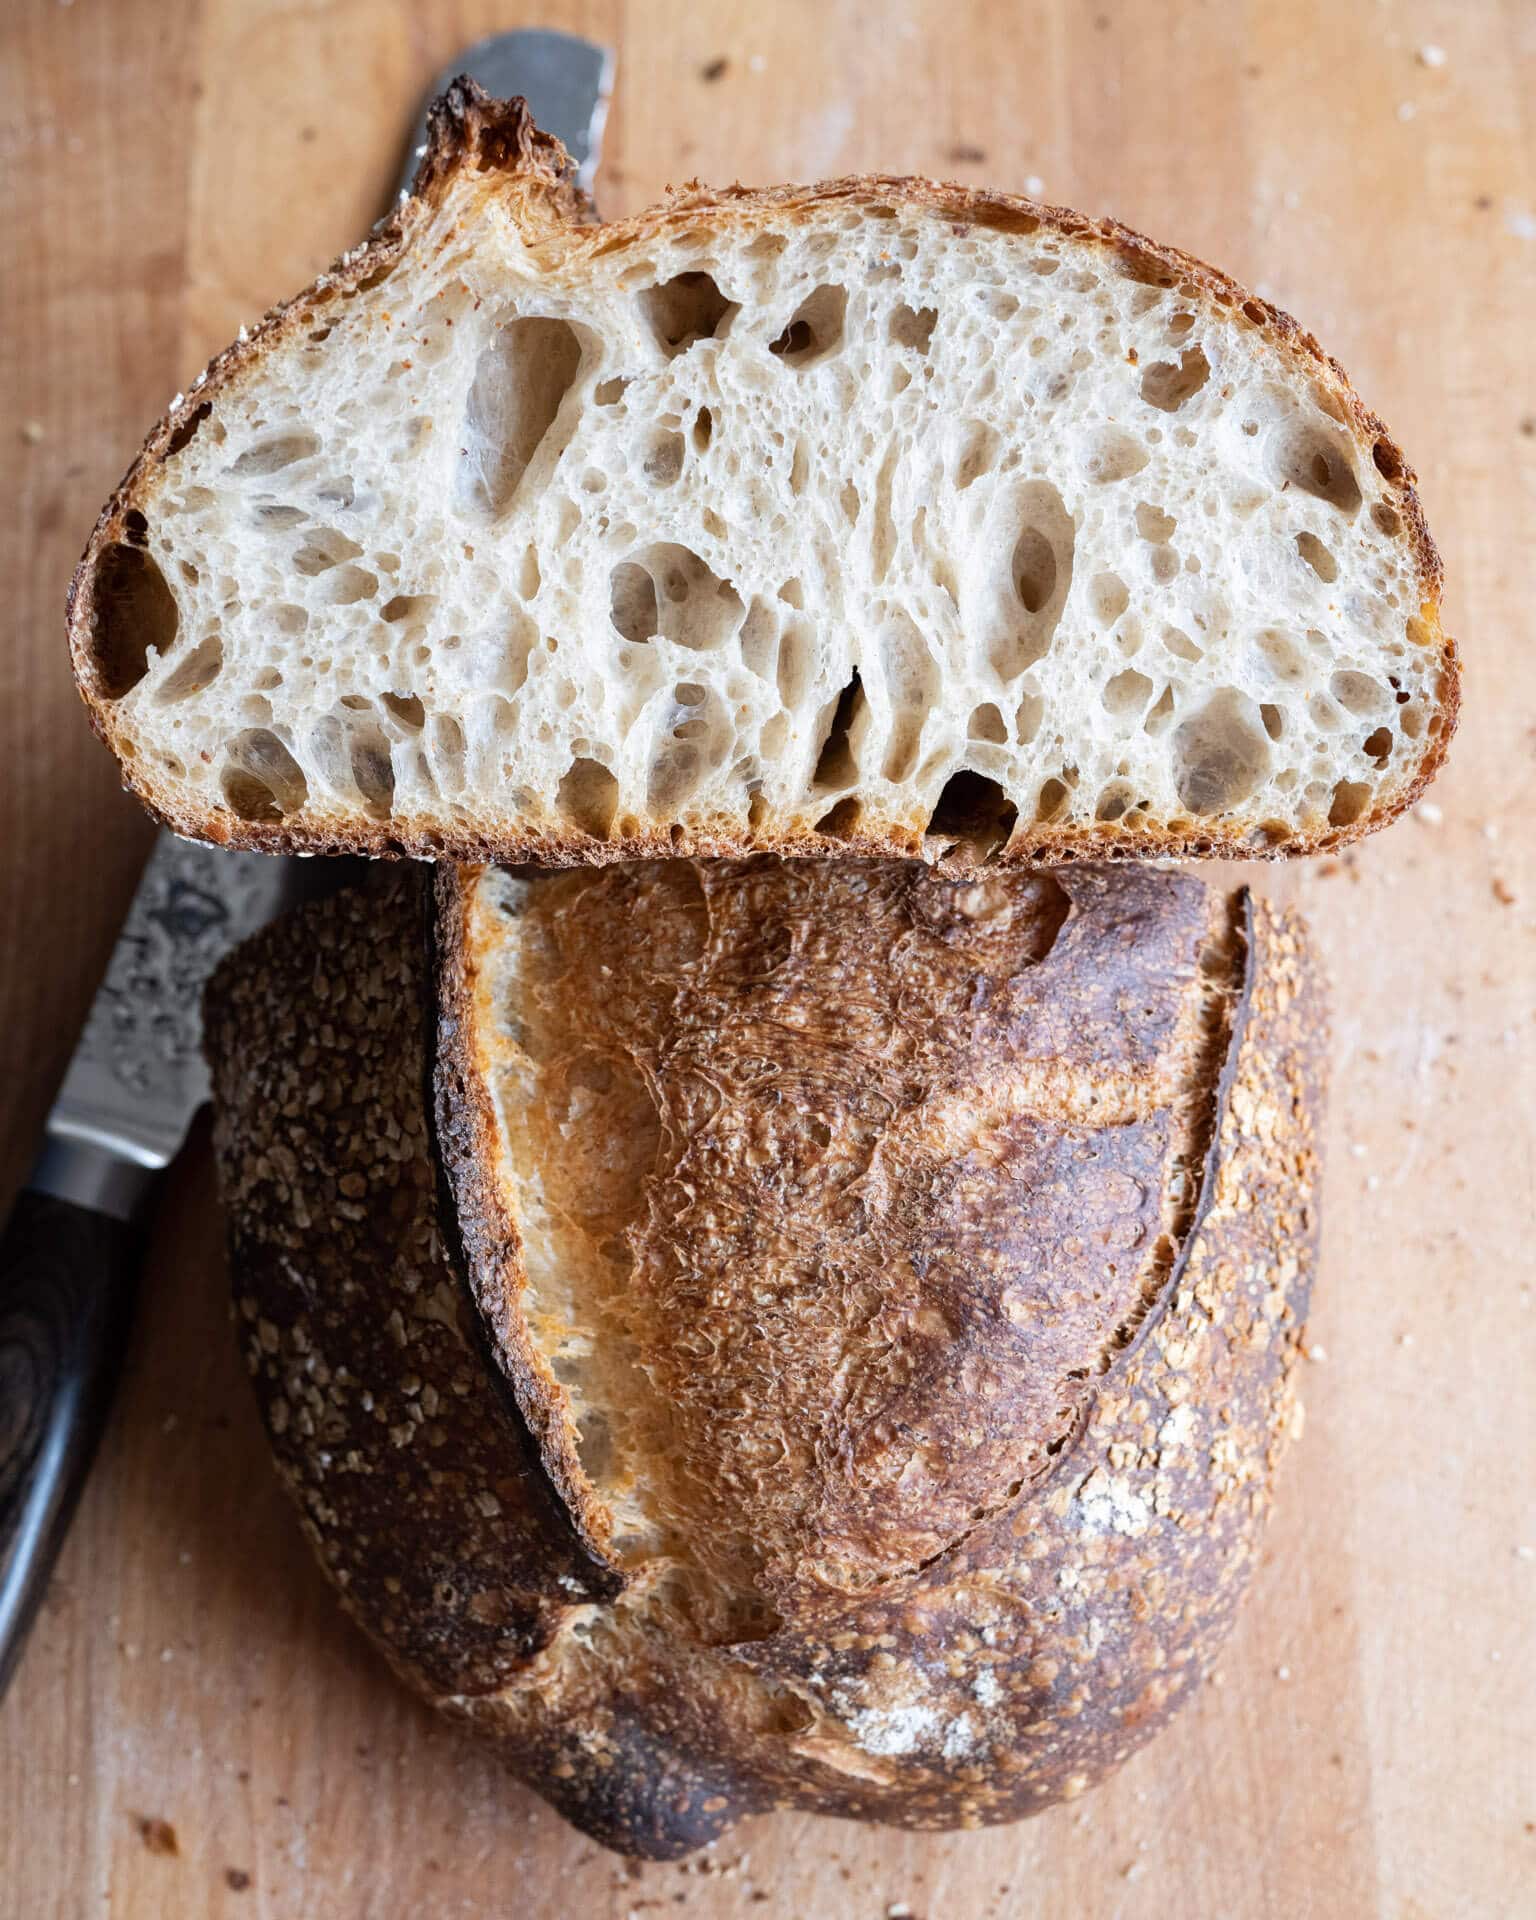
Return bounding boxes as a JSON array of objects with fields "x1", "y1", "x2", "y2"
[
  {"x1": 74, "y1": 83, "x2": 1454, "y2": 868},
  {"x1": 205, "y1": 855, "x2": 1325, "y2": 1857}
]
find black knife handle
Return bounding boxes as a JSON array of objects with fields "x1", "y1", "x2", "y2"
[{"x1": 0, "y1": 1186, "x2": 140, "y2": 1699}]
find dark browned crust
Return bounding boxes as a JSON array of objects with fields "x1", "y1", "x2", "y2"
[
  {"x1": 203, "y1": 857, "x2": 1325, "y2": 1856},
  {"x1": 68, "y1": 84, "x2": 1457, "y2": 866},
  {"x1": 203, "y1": 868, "x2": 619, "y2": 1700}
]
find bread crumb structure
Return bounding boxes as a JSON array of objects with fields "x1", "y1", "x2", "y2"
[
  {"x1": 207, "y1": 854, "x2": 1326, "y2": 1857},
  {"x1": 73, "y1": 84, "x2": 1455, "y2": 866}
]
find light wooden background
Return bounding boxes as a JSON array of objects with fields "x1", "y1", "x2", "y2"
[{"x1": 2, "y1": 1, "x2": 1532, "y2": 1915}]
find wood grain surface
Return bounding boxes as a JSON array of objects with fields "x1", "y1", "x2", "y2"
[{"x1": 1, "y1": 1, "x2": 1532, "y2": 1914}]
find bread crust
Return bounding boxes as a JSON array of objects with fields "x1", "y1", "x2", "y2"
[
  {"x1": 206, "y1": 858, "x2": 1326, "y2": 1856},
  {"x1": 70, "y1": 81, "x2": 1457, "y2": 866}
]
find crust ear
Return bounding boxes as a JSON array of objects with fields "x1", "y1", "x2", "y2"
[{"x1": 412, "y1": 78, "x2": 593, "y2": 228}]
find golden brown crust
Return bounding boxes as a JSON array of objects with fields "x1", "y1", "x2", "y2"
[
  {"x1": 205, "y1": 859, "x2": 1326, "y2": 1856},
  {"x1": 437, "y1": 859, "x2": 1244, "y2": 1608},
  {"x1": 69, "y1": 84, "x2": 1457, "y2": 866}
]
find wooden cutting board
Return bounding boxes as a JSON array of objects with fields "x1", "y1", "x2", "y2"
[{"x1": 2, "y1": 1, "x2": 1531, "y2": 1914}]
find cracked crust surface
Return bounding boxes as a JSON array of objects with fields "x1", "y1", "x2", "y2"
[{"x1": 206, "y1": 858, "x2": 1325, "y2": 1857}]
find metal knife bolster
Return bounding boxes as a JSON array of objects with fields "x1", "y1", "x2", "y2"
[{"x1": 31, "y1": 837, "x2": 296, "y2": 1220}]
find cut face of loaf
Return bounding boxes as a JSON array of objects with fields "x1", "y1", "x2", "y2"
[{"x1": 72, "y1": 84, "x2": 1456, "y2": 863}]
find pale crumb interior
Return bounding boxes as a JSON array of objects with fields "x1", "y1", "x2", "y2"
[{"x1": 92, "y1": 181, "x2": 1441, "y2": 852}]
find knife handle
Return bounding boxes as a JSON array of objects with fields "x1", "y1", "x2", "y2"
[{"x1": 0, "y1": 1185, "x2": 141, "y2": 1699}]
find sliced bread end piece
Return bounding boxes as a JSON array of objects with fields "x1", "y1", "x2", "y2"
[{"x1": 70, "y1": 82, "x2": 1458, "y2": 865}]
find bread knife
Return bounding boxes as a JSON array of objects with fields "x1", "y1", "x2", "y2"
[
  {"x1": 0, "y1": 28, "x2": 614, "y2": 1701},
  {"x1": 0, "y1": 835, "x2": 301, "y2": 1696}
]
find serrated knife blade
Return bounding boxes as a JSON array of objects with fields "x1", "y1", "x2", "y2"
[{"x1": 40, "y1": 836, "x2": 299, "y2": 1202}]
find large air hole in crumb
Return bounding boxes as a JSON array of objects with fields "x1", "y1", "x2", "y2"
[
  {"x1": 154, "y1": 633, "x2": 222, "y2": 704},
  {"x1": 812, "y1": 674, "x2": 865, "y2": 789},
  {"x1": 1096, "y1": 783, "x2": 1137, "y2": 821},
  {"x1": 993, "y1": 482, "x2": 1074, "y2": 677},
  {"x1": 456, "y1": 316, "x2": 585, "y2": 519},
  {"x1": 1013, "y1": 528, "x2": 1057, "y2": 613},
  {"x1": 227, "y1": 431, "x2": 320, "y2": 478},
  {"x1": 1016, "y1": 690, "x2": 1045, "y2": 744},
  {"x1": 610, "y1": 544, "x2": 743, "y2": 651},
  {"x1": 969, "y1": 702, "x2": 1008, "y2": 743},
  {"x1": 1162, "y1": 626, "x2": 1203, "y2": 663},
  {"x1": 322, "y1": 565, "x2": 377, "y2": 606},
  {"x1": 1295, "y1": 531, "x2": 1339, "y2": 582},
  {"x1": 1139, "y1": 347, "x2": 1210, "y2": 412},
  {"x1": 888, "y1": 303, "x2": 937, "y2": 351},
  {"x1": 769, "y1": 284, "x2": 848, "y2": 367},
  {"x1": 1135, "y1": 502, "x2": 1176, "y2": 543},
  {"x1": 1363, "y1": 726, "x2": 1394, "y2": 763},
  {"x1": 1271, "y1": 421, "x2": 1362, "y2": 513},
  {"x1": 1090, "y1": 573, "x2": 1130, "y2": 624},
  {"x1": 953, "y1": 420, "x2": 1001, "y2": 489},
  {"x1": 640, "y1": 271, "x2": 735, "y2": 356},
  {"x1": 558, "y1": 758, "x2": 620, "y2": 838},
  {"x1": 293, "y1": 528, "x2": 363, "y2": 576},
  {"x1": 1103, "y1": 668, "x2": 1153, "y2": 718},
  {"x1": 380, "y1": 593, "x2": 435, "y2": 626},
  {"x1": 776, "y1": 628, "x2": 811, "y2": 708},
  {"x1": 1034, "y1": 776, "x2": 1071, "y2": 823},
  {"x1": 1172, "y1": 688, "x2": 1272, "y2": 815},
  {"x1": 877, "y1": 612, "x2": 939, "y2": 782},
  {"x1": 1144, "y1": 685, "x2": 1176, "y2": 736},
  {"x1": 430, "y1": 714, "x2": 466, "y2": 792},
  {"x1": 346, "y1": 718, "x2": 395, "y2": 815},
  {"x1": 609, "y1": 561, "x2": 659, "y2": 644},
  {"x1": 1329, "y1": 779, "x2": 1371, "y2": 827},
  {"x1": 88, "y1": 543, "x2": 178, "y2": 698},
  {"x1": 1258, "y1": 630, "x2": 1308, "y2": 684},
  {"x1": 382, "y1": 691, "x2": 425, "y2": 730},
  {"x1": 642, "y1": 428, "x2": 685, "y2": 487},
  {"x1": 220, "y1": 729, "x2": 308, "y2": 821},
  {"x1": 1260, "y1": 702, "x2": 1285, "y2": 741},
  {"x1": 815, "y1": 796, "x2": 862, "y2": 838},
  {"x1": 1330, "y1": 670, "x2": 1388, "y2": 714},
  {"x1": 925, "y1": 770, "x2": 1018, "y2": 860},
  {"x1": 1083, "y1": 427, "x2": 1150, "y2": 484}
]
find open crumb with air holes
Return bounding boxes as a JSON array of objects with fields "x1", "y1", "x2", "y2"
[{"x1": 70, "y1": 83, "x2": 1457, "y2": 865}]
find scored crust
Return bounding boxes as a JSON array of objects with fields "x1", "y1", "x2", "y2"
[
  {"x1": 71, "y1": 82, "x2": 1457, "y2": 867},
  {"x1": 206, "y1": 858, "x2": 1326, "y2": 1856}
]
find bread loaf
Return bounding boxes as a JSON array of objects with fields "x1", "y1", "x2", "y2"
[
  {"x1": 205, "y1": 855, "x2": 1325, "y2": 1857},
  {"x1": 74, "y1": 83, "x2": 1454, "y2": 868}
]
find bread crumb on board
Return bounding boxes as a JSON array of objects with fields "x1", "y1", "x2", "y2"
[{"x1": 134, "y1": 1816, "x2": 178, "y2": 1856}]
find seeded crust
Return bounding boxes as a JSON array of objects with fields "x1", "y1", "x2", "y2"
[
  {"x1": 71, "y1": 82, "x2": 1456, "y2": 868},
  {"x1": 206, "y1": 860, "x2": 1325, "y2": 1857}
]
